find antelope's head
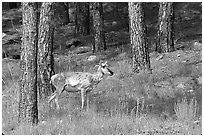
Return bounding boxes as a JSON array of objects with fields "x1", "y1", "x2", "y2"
[{"x1": 97, "y1": 61, "x2": 114, "y2": 76}]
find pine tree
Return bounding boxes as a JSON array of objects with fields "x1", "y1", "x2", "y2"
[
  {"x1": 92, "y1": 2, "x2": 106, "y2": 52},
  {"x1": 37, "y1": 2, "x2": 55, "y2": 100},
  {"x1": 63, "y1": 2, "x2": 70, "y2": 24},
  {"x1": 128, "y1": 2, "x2": 151, "y2": 73},
  {"x1": 156, "y1": 2, "x2": 174, "y2": 53},
  {"x1": 75, "y1": 2, "x2": 90, "y2": 36},
  {"x1": 18, "y1": 2, "x2": 38, "y2": 125}
]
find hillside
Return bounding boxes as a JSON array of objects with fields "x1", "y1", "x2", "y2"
[{"x1": 2, "y1": 2, "x2": 202, "y2": 135}]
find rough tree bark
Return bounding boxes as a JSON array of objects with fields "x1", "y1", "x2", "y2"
[
  {"x1": 37, "y1": 2, "x2": 55, "y2": 100},
  {"x1": 156, "y1": 2, "x2": 174, "y2": 53},
  {"x1": 92, "y1": 2, "x2": 106, "y2": 52},
  {"x1": 128, "y1": 2, "x2": 151, "y2": 73},
  {"x1": 63, "y1": 2, "x2": 70, "y2": 24},
  {"x1": 75, "y1": 2, "x2": 90, "y2": 36},
  {"x1": 18, "y1": 2, "x2": 38, "y2": 125}
]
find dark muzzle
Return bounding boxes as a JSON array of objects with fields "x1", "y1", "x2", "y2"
[{"x1": 108, "y1": 68, "x2": 114, "y2": 76}]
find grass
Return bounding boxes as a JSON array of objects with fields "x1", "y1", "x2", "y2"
[
  {"x1": 174, "y1": 96, "x2": 198, "y2": 123},
  {"x1": 2, "y1": 50, "x2": 202, "y2": 134},
  {"x1": 8, "y1": 102, "x2": 202, "y2": 135}
]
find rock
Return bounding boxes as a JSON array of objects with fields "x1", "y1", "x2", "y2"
[
  {"x1": 182, "y1": 59, "x2": 189, "y2": 62},
  {"x1": 112, "y1": 21, "x2": 117, "y2": 26},
  {"x1": 193, "y1": 41, "x2": 202, "y2": 50},
  {"x1": 154, "y1": 80, "x2": 171, "y2": 88},
  {"x1": 174, "y1": 43, "x2": 185, "y2": 50},
  {"x1": 2, "y1": 33, "x2": 6, "y2": 38},
  {"x1": 177, "y1": 54, "x2": 180, "y2": 57},
  {"x1": 55, "y1": 119, "x2": 63, "y2": 124},
  {"x1": 41, "y1": 121, "x2": 47, "y2": 124},
  {"x1": 72, "y1": 46, "x2": 91, "y2": 54},
  {"x1": 173, "y1": 77, "x2": 197, "y2": 93},
  {"x1": 197, "y1": 76, "x2": 202, "y2": 84},
  {"x1": 156, "y1": 54, "x2": 164, "y2": 60},
  {"x1": 87, "y1": 55, "x2": 97, "y2": 61},
  {"x1": 12, "y1": 54, "x2": 20, "y2": 59},
  {"x1": 66, "y1": 38, "x2": 84, "y2": 48},
  {"x1": 173, "y1": 77, "x2": 194, "y2": 86},
  {"x1": 177, "y1": 83, "x2": 185, "y2": 89},
  {"x1": 117, "y1": 52, "x2": 127, "y2": 59}
]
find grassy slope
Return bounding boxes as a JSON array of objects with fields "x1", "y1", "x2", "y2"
[{"x1": 2, "y1": 46, "x2": 202, "y2": 135}]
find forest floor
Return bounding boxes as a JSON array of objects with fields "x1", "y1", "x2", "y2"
[{"x1": 2, "y1": 4, "x2": 202, "y2": 135}]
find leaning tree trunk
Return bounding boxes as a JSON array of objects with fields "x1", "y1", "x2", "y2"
[
  {"x1": 75, "y1": 2, "x2": 90, "y2": 36},
  {"x1": 128, "y1": 2, "x2": 151, "y2": 73},
  {"x1": 18, "y1": 2, "x2": 38, "y2": 125},
  {"x1": 37, "y1": 2, "x2": 55, "y2": 100},
  {"x1": 156, "y1": 2, "x2": 174, "y2": 53},
  {"x1": 92, "y1": 2, "x2": 106, "y2": 52}
]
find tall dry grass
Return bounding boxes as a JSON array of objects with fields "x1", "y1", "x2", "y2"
[
  {"x1": 2, "y1": 57, "x2": 202, "y2": 135},
  {"x1": 174, "y1": 96, "x2": 198, "y2": 123}
]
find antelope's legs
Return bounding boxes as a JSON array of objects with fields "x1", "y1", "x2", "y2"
[
  {"x1": 48, "y1": 91, "x2": 57, "y2": 107},
  {"x1": 86, "y1": 92, "x2": 89, "y2": 111},
  {"x1": 55, "y1": 97, "x2": 60, "y2": 109},
  {"x1": 81, "y1": 89, "x2": 86, "y2": 109},
  {"x1": 54, "y1": 88, "x2": 64, "y2": 109},
  {"x1": 48, "y1": 87, "x2": 64, "y2": 109}
]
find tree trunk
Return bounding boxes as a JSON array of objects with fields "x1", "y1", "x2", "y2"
[
  {"x1": 75, "y1": 2, "x2": 90, "y2": 36},
  {"x1": 37, "y1": 2, "x2": 55, "y2": 100},
  {"x1": 18, "y1": 2, "x2": 38, "y2": 125},
  {"x1": 128, "y1": 2, "x2": 151, "y2": 73},
  {"x1": 2, "y1": 3, "x2": 10, "y2": 10},
  {"x1": 64, "y1": 2, "x2": 70, "y2": 24},
  {"x1": 92, "y1": 2, "x2": 106, "y2": 52},
  {"x1": 156, "y1": 2, "x2": 174, "y2": 53}
]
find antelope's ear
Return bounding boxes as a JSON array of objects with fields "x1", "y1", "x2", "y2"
[
  {"x1": 99, "y1": 60, "x2": 103, "y2": 65},
  {"x1": 101, "y1": 61, "x2": 108, "y2": 67},
  {"x1": 101, "y1": 61, "x2": 107, "y2": 66}
]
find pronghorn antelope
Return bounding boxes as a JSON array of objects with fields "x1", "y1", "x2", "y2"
[{"x1": 48, "y1": 61, "x2": 114, "y2": 109}]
